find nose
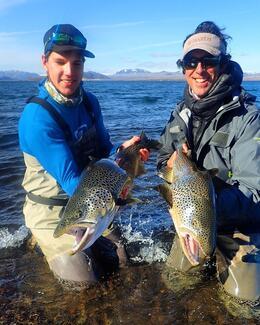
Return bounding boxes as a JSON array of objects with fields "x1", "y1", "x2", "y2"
[
  {"x1": 195, "y1": 62, "x2": 205, "y2": 73},
  {"x1": 64, "y1": 62, "x2": 73, "y2": 76}
]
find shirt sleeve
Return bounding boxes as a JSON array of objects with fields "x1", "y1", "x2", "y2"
[
  {"x1": 157, "y1": 112, "x2": 176, "y2": 171},
  {"x1": 19, "y1": 104, "x2": 81, "y2": 196},
  {"x1": 217, "y1": 111, "x2": 260, "y2": 227},
  {"x1": 85, "y1": 92, "x2": 113, "y2": 157}
]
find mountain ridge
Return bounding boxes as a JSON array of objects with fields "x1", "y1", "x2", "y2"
[{"x1": 0, "y1": 69, "x2": 260, "y2": 81}]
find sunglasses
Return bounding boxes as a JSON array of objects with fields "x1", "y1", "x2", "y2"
[
  {"x1": 180, "y1": 56, "x2": 221, "y2": 70},
  {"x1": 45, "y1": 33, "x2": 86, "y2": 50}
]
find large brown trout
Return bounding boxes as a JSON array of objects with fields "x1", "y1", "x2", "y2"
[
  {"x1": 53, "y1": 132, "x2": 161, "y2": 255},
  {"x1": 158, "y1": 148, "x2": 217, "y2": 266}
]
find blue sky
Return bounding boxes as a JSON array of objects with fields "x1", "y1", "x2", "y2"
[{"x1": 0, "y1": 0, "x2": 259, "y2": 74}]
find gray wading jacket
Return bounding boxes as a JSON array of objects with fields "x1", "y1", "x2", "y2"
[{"x1": 157, "y1": 90, "x2": 260, "y2": 228}]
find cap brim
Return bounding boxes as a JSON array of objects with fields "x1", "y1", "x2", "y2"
[
  {"x1": 183, "y1": 44, "x2": 221, "y2": 59},
  {"x1": 51, "y1": 44, "x2": 95, "y2": 58},
  {"x1": 182, "y1": 33, "x2": 225, "y2": 60}
]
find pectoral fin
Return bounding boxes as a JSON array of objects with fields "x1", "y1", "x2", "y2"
[
  {"x1": 116, "y1": 196, "x2": 142, "y2": 206},
  {"x1": 154, "y1": 183, "x2": 173, "y2": 207},
  {"x1": 158, "y1": 166, "x2": 173, "y2": 184}
]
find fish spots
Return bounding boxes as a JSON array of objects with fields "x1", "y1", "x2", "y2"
[
  {"x1": 54, "y1": 133, "x2": 159, "y2": 249},
  {"x1": 160, "y1": 150, "x2": 216, "y2": 265},
  {"x1": 54, "y1": 159, "x2": 131, "y2": 237}
]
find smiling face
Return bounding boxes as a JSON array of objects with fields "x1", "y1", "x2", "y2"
[
  {"x1": 42, "y1": 51, "x2": 84, "y2": 97},
  {"x1": 184, "y1": 49, "x2": 221, "y2": 98}
]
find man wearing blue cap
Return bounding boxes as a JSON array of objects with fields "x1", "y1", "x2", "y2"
[{"x1": 19, "y1": 24, "x2": 148, "y2": 285}]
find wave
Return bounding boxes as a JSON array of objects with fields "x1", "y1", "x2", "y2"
[{"x1": 0, "y1": 225, "x2": 29, "y2": 249}]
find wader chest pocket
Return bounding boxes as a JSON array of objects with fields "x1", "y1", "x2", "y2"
[
  {"x1": 209, "y1": 131, "x2": 233, "y2": 148},
  {"x1": 209, "y1": 131, "x2": 234, "y2": 171}
]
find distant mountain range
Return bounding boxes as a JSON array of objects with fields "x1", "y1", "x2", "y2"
[
  {"x1": 0, "y1": 70, "x2": 41, "y2": 81},
  {"x1": 0, "y1": 69, "x2": 260, "y2": 81},
  {"x1": 110, "y1": 68, "x2": 185, "y2": 80}
]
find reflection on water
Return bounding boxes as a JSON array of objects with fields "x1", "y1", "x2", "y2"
[{"x1": 1, "y1": 247, "x2": 260, "y2": 324}]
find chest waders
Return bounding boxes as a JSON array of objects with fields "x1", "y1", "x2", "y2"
[
  {"x1": 161, "y1": 104, "x2": 260, "y2": 304},
  {"x1": 26, "y1": 93, "x2": 101, "y2": 206},
  {"x1": 24, "y1": 94, "x2": 120, "y2": 284}
]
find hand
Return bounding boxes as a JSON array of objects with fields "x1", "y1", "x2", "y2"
[
  {"x1": 139, "y1": 148, "x2": 150, "y2": 162},
  {"x1": 120, "y1": 136, "x2": 140, "y2": 150},
  {"x1": 167, "y1": 143, "x2": 189, "y2": 168},
  {"x1": 119, "y1": 136, "x2": 150, "y2": 162}
]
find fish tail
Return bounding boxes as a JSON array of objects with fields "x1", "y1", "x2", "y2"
[{"x1": 139, "y1": 131, "x2": 162, "y2": 150}]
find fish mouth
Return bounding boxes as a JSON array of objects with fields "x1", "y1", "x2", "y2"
[
  {"x1": 68, "y1": 213, "x2": 115, "y2": 255},
  {"x1": 179, "y1": 232, "x2": 206, "y2": 266},
  {"x1": 69, "y1": 226, "x2": 95, "y2": 255}
]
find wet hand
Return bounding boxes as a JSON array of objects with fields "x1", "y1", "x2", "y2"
[
  {"x1": 167, "y1": 143, "x2": 189, "y2": 168},
  {"x1": 119, "y1": 136, "x2": 150, "y2": 162},
  {"x1": 139, "y1": 148, "x2": 150, "y2": 162},
  {"x1": 120, "y1": 136, "x2": 140, "y2": 150}
]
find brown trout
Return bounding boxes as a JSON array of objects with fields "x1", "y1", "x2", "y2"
[
  {"x1": 157, "y1": 149, "x2": 217, "y2": 266},
  {"x1": 53, "y1": 132, "x2": 161, "y2": 255}
]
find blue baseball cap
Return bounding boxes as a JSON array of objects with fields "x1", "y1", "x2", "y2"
[{"x1": 43, "y1": 24, "x2": 95, "y2": 58}]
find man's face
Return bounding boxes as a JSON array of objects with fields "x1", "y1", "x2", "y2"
[
  {"x1": 42, "y1": 51, "x2": 84, "y2": 97},
  {"x1": 184, "y1": 49, "x2": 221, "y2": 98}
]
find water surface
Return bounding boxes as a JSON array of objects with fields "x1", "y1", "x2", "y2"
[{"x1": 0, "y1": 80, "x2": 259, "y2": 324}]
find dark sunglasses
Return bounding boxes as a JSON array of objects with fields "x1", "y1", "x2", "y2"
[
  {"x1": 45, "y1": 33, "x2": 86, "y2": 50},
  {"x1": 180, "y1": 56, "x2": 221, "y2": 70}
]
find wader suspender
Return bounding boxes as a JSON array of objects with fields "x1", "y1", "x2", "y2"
[{"x1": 25, "y1": 93, "x2": 94, "y2": 206}]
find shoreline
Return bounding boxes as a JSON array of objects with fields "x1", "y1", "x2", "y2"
[{"x1": 0, "y1": 78, "x2": 260, "y2": 82}]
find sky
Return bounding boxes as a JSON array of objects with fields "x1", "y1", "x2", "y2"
[{"x1": 0, "y1": 0, "x2": 259, "y2": 75}]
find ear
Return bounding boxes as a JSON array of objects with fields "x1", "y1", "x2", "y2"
[{"x1": 42, "y1": 54, "x2": 48, "y2": 71}]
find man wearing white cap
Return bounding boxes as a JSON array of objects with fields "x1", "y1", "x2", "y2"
[{"x1": 157, "y1": 21, "x2": 260, "y2": 302}]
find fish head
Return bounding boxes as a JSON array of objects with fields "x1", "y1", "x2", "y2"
[
  {"x1": 69, "y1": 211, "x2": 117, "y2": 255},
  {"x1": 53, "y1": 159, "x2": 134, "y2": 255},
  {"x1": 53, "y1": 186, "x2": 118, "y2": 255},
  {"x1": 172, "y1": 207, "x2": 216, "y2": 266}
]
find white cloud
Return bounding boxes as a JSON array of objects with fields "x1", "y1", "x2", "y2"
[
  {"x1": 0, "y1": 0, "x2": 27, "y2": 11},
  {"x1": 97, "y1": 40, "x2": 182, "y2": 56},
  {"x1": 0, "y1": 30, "x2": 31, "y2": 39},
  {"x1": 136, "y1": 60, "x2": 178, "y2": 72},
  {"x1": 0, "y1": 29, "x2": 42, "y2": 44},
  {"x1": 150, "y1": 52, "x2": 179, "y2": 58},
  {"x1": 81, "y1": 21, "x2": 146, "y2": 30}
]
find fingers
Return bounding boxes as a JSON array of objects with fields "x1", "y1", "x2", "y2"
[
  {"x1": 120, "y1": 136, "x2": 140, "y2": 150},
  {"x1": 182, "y1": 143, "x2": 189, "y2": 154},
  {"x1": 167, "y1": 151, "x2": 177, "y2": 168},
  {"x1": 139, "y1": 148, "x2": 150, "y2": 162},
  {"x1": 167, "y1": 143, "x2": 189, "y2": 168},
  {"x1": 118, "y1": 136, "x2": 150, "y2": 162}
]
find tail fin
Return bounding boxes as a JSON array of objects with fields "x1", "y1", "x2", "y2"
[{"x1": 139, "y1": 131, "x2": 162, "y2": 151}]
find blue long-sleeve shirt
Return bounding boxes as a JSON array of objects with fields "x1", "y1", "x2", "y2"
[{"x1": 19, "y1": 80, "x2": 113, "y2": 196}]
